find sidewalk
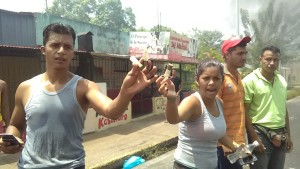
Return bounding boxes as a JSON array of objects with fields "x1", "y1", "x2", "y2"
[{"x1": 0, "y1": 113, "x2": 178, "y2": 169}]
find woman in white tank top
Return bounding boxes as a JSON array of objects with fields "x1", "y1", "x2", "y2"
[{"x1": 156, "y1": 58, "x2": 243, "y2": 169}]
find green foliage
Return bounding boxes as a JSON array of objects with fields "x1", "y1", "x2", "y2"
[
  {"x1": 191, "y1": 29, "x2": 224, "y2": 62},
  {"x1": 135, "y1": 27, "x2": 148, "y2": 32},
  {"x1": 240, "y1": 0, "x2": 300, "y2": 67},
  {"x1": 140, "y1": 145, "x2": 168, "y2": 160},
  {"x1": 47, "y1": 0, "x2": 96, "y2": 23},
  {"x1": 240, "y1": 9, "x2": 251, "y2": 36},
  {"x1": 135, "y1": 25, "x2": 179, "y2": 34},
  {"x1": 150, "y1": 25, "x2": 178, "y2": 34},
  {"x1": 47, "y1": 0, "x2": 136, "y2": 32},
  {"x1": 91, "y1": 0, "x2": 136, "y2": 32},
  {"x1": 181, "y1": 63, "x2": 197, "y2": 91}
]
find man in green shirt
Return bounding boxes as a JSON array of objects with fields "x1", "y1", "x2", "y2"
[{"x1": 242, "y1": 45, "x2": 293, "y2": 169}]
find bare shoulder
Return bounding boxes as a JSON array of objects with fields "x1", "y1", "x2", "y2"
[
  {"x1": 13, "y1": 79, "x2": 34, "y2": 106},
  {"x1": 0, "y1": 79, "x2": 7, "y2": 85},
  {"x1": 0, "y1": 79, "x2": 7, "y2": 90},
  {"x1": 76, "y1": 78, "x2": 104, "y2": 98},
  {"x1": 77, "y1": 78, "x2": 98, "y2": 91},
  {"x1": 184, "y1": 94, "x2": 198, "y2": 103},
  {"x1": 77, "y1": 78, "x2": 89, "y2": 87},
  {"x1": 17, "y1": 80, "x2": 32, "y2": 93},
  {"x1": 178, "y1": 93, "x2": 202, "y2": 120},
  {"x1": 180, "y1": 94, "x2": 201, "y2": 110}
]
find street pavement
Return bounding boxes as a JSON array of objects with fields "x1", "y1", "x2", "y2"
[
  {"x1": 284, "y1": 96, "x2": 300, "y2": 169},
  {"x1": 136, "y1": 96, "x2": 300, "y2": 169}
]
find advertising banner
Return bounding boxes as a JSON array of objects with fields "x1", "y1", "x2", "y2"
[{"x1": 128, "y1": 32, "x2": 198, "y2": 63}]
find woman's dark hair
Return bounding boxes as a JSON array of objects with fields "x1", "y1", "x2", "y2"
[
  {"x1": 42, "y1": 23, "x2": 76, "y2": 45},
  {"x1": 194, "y1": 58, "x2": 224, "y2": 81}
]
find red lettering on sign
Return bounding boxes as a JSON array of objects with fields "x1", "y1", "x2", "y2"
[{"x1": 98, "y1": 114, "x2": 128, "y2": 129}]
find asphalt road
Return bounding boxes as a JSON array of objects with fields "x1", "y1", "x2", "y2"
[
  {"x1": 284, "y1": 96, "x2": 300, "y2": 169},
  {"x1": 136, "y1": 96, "x2": 300, "y2": 169}
]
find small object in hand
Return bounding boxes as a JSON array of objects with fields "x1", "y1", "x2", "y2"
[
  {"x1": 271, "y1": 134, "x2": 282, "y2": 148},
  {"x1": 130, "y1": 56, "x2": 143, "y2": 68},
  {"x1": 142, "y1": 48, "x2": 149, "y2": 62},
  {"x1": 164, "y1": 63, "x2": 173, "y2": 77},
  {"x1": 0, "y1": 133, "x2": 23, "y2": 146}
]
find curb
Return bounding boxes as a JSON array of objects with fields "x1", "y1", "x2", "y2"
[{"x1": 91, "y1": 136, "x2": 178, "y2": 169}]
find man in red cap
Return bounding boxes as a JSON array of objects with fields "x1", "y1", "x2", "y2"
[{"x1": 217, "y1": 36, "x2": 251, "y2": 169}]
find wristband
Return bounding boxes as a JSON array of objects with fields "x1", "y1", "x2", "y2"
[{"x1": 167, "y1": 97, "x2": 177, "y2": 102}]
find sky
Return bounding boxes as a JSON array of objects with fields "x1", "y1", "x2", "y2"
[
  {"x1": 121, "y1": 0, "x2": 238, "y2": 36},
  {"x1": 0, "y1": 0, "x2": 262, "y2": 38}
]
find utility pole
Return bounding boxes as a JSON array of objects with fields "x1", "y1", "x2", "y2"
[
  {"x1": 45, "y1": 0, "x2": 48, "y2": 11},
  {"x1": 236, "y1": 0, "x2": 240, "y2": 36},
  {"x1": 157, "y1": 1, "x2": 160, "y2": 32}
]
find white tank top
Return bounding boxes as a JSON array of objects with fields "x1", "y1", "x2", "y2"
[{"x1": 174, "y1": 91, "x2": 226, "y2": 169}]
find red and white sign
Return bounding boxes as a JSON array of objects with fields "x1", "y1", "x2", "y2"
[{"x1": 128, "y1": 32, "x2": 198, "y2": 63}]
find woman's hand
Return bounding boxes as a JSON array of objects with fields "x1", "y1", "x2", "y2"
[{"x1": 156, "y1": 75, "x2": 176, "y2": 99}]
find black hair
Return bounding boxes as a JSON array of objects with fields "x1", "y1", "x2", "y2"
[
  {"x1": 261, "y1": 45, "x2": 281, "y2": 56},
  {"x1": 194, "y1": 58, "x2": 224, "y2": 81},
  {"x1": 42, "y1": 23, "x2": 76, "y2": 45}
]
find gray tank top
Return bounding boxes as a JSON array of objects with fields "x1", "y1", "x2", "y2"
[
  {"x1": 18, "y1": 74, "x2": 86, "y2": 169},
  {"x1": 174, "y1": 92, "x2": 226, "y2": 169}
]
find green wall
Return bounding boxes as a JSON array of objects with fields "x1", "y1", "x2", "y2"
[{"x1": 35, "y1": 13, "x2": 129, "y2": 55}]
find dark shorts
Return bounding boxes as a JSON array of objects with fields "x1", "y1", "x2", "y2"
[
  {"x1": 173, "y1": 161, "x2": 192, "y2": 169},
  {"x1": 74, "y1": 165, "x2": 85, "y2": 169}
]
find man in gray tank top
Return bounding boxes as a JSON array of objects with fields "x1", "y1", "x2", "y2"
[{"x1": 0, "y1": 23, "x2": 158, "y2": 169}]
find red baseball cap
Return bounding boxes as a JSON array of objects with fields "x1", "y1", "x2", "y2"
[{"x1": 221, "y1": 36, "x2": 251, "y2": 56}]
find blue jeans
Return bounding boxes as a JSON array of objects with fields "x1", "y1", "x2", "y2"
[
  {"x1": 250, "y1": 126, "x2": 286, "y2": 169},
  {"x1": 217, "y1": 146, "x2": 243, "y2": 169}
]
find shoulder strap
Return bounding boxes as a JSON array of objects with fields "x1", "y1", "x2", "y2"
[
  {"x1": 215, "y1": 98, "x2": 223, "y2": 116},
  {"x1": 193, "y1": 92, "x2": 205, "y2": 109}
]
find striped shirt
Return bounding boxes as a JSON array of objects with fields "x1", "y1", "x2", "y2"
[{"x1": 217, "y1": 65, "x2": 246, "y2": 149}]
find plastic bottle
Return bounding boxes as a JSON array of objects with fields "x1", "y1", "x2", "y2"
[
  {"x1": 242, "y1": 164, "x2": 250, "y2": 169},
  {"x1": 123, "y1": 156, "x2": 145, "y2": 169},
  {"x1": 227, "y1": 140, "x2": 259, "y2": 164}
]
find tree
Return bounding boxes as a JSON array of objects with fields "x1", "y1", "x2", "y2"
[
  {"x1": 241, "y1": 0, "x2": 300, "y2": 67},
  {"x1": 191, "y1": 29, "x2": 224, "y2": 61},
  {"x1": 135, "y1": 27, "x2": 148, "y2": 32},
  {"x1": 47, "y1": 0, "x2": 96, "y2": 23},
  {"x1": 135, "y1": 25, "x2": 178, "y2": 34},
  {"x1": 91, "y1": 0, "x2": 136, "y2": 32},
  {"x1": 122, "y1": 7, "x2": 136, "y2": 32},
  {"x1": 150, "y1": 25, "x2": 178, "y2": 34},
  {"x1": 46, "y1": 0, "x2": 136, "y2": 32}
]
